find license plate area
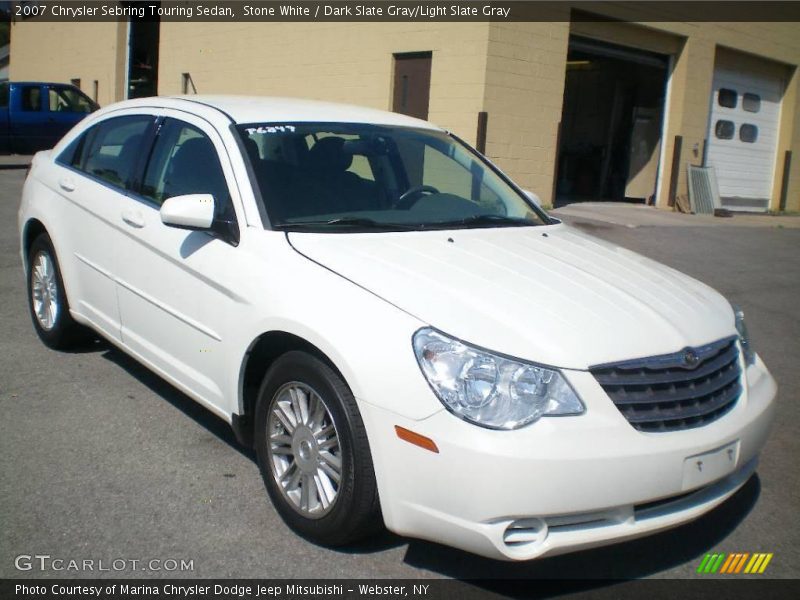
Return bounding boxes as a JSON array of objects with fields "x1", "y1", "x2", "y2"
[{"x1": 682, "y1": 441, "x2": 740, "y2": 491}]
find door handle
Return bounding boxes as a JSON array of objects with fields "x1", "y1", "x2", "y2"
[
  {"x1": 58, "y1": 178, "x2": 75, "y2": 192},
  {"x1": 121, "y1": 209, "x2": 145, "y2": 228}
]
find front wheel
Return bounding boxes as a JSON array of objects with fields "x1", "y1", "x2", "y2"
[{"x1": 254, "y1": 351, "x2": 382, "y2": 545}]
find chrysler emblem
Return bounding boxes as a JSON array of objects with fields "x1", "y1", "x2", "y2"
[{"x1": 683, "y1": 349, "x2": 700, "y2": 368}]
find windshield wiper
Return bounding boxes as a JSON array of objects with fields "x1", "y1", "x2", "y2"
[
  {"x1": 432, "y1": 214, "x2": 537, "y2": 228},
  {"x1": 273, "y1": 217, "x2": 419, "y2": 231}
]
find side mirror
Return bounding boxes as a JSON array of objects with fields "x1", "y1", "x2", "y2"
[{"x1": 160, "y1": 194, "x2": 215, "y2": 230}]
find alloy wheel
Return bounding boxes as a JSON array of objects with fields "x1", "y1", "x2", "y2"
[
  {"x1": 266, "y1": 382, "x2": 342, "y2": 518},
  {"x1": 31, "y1": 251, "x2": 60, "y2": 331}
]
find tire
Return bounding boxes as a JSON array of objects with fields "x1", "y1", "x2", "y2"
[
  {"x1": 26, "y1": 233, "x2": 88, "y2": 350},
  {"x1": 254, "y1": 351, "x2": 382, "y2": 546}
]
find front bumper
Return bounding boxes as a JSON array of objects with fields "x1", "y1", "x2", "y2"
[{"x1": 359, "y1": 355, "x2": 777, "y2": 560}]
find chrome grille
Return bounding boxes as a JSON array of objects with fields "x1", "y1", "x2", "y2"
[{"x1": 591, "y1": 337, "x2": 741, "y2": 432}]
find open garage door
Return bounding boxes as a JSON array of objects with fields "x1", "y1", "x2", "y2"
[
  {"x1": 556, "y1": 36, "x2": 669, "y2": 206},
  {"x1": 705, "y1": 50, "x2": 787, "y2": 212}
]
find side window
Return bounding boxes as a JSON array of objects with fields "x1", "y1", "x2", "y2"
[
  {"x1": 48, "y1": 87, "x2": 95, "y2": 113},
  {"x1": 20, "y1": 86, "x2": 42, "y2": 111},
  {"x1": 71, "y1": 115, "x2": 153, "y2": 189},
  {"x1": 141, "y1": 119, "x2": 232, "y2": 218},
  {"x1": 0, "y1": 84, "x2": 8, "y2": 108}
]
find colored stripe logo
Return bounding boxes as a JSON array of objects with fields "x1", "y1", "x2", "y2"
[{"x1": 697, "y1": 552, "x2": 773, "y2": 574}]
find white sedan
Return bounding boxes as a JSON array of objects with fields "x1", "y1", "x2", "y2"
[{"x1": 18, "y1": 96, "x2": 777, "y2": 560}]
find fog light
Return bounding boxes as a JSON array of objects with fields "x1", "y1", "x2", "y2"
[{"x1": 502, "y1": 518, "x2": 548, "y2": 547}]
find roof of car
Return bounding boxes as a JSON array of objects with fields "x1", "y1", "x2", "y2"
[{"x1": 144, "y1": 95, "x2": 442, "y2": 130}]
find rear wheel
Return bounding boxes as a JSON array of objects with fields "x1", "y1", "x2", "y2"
[
  {"x1": 27, "y1": 233, "x2": 88, "y2": 349},
  {"x1": 254, "y1": 351, "x2": 382, "y2": 545}
]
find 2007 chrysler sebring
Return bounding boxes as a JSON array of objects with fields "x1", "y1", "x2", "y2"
[{"x1": 18, "y1": 96, "x2": 776, "y2": 560}]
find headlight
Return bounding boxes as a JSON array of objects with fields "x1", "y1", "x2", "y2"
[
  {"x1": 412, "y1": 328, "x2": 584, "y2": 430},
  {"x1": 733, "y1": 305, "x2": 756, "y2": 366}
]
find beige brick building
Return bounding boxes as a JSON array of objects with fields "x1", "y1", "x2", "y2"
[{"x1": 10, "y1": 6, "x2": 800, "y2": 211}]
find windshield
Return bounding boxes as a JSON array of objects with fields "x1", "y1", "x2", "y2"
[{"x1": 237, "y1": 123, "x2": 549, "y2": 231}]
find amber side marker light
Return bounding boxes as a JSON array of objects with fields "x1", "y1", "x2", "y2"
[{"x1": 395, "y1": 426, "x2": 439, "y2": 453}]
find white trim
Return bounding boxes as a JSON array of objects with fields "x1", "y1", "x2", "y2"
[{"x1": 655, "y1": 54, "x2": 674, "y2": 207}]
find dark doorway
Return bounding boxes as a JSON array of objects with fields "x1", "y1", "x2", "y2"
[
  {"x1": 392, "y1": 52, "x2": 432, "y2": 120},
  {"x1": 126, "y1": 4, "x2": 160, "y2": 99},
  {"x1": 555, "y1": 36, "x2": 669, "y2": 206}
]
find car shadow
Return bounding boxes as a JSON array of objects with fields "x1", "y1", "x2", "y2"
[
  {"x1": 58, "y1": 335, "x2": 112, "y2": 354},
  {"x1": 401, "y1": 475, "x2": 760, "y2": 596},
  {"x1": 96, "y1": 341, "x2": 256, "y2": 462}
]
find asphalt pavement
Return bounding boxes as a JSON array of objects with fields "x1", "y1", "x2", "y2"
[{"x1": 1, "y1": 169, "x2": 798, "y2": 588}]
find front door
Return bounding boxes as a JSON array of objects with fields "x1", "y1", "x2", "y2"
[{"x1": 113, "y1": 112, "x2": 243, "y2": 412}]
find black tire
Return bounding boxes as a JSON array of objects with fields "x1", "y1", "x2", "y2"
[
  {"x1": 254, "y1": 351, "x2": 382, "y2": 546},
  {"x1": 26, "y1": 233, "x2": 89, "y2": 350}
]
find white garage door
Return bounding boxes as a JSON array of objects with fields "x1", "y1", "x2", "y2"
[{"x1": 706, "y1": 58, "x2": 784, "y2": 211}]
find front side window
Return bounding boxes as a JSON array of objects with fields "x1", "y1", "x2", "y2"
[
  {"x1": 48, "y1": 86, "x2": 96, "y2": 113},
  {"x1": 70, "y1": 115, "x2": 154, "y2": 189},
  {"x1": 141, "y1": 119, "x2": 233, "y2": 220},
  {"x1": 238, "y1": 123, "x2": 547, "y2": 231}
]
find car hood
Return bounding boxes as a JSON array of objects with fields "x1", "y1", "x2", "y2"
[{"x1": 287, "y1": 224, "x2": 735, "y2": 370}]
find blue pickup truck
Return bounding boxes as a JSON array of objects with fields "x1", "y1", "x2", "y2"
[{"x1": 1, "y1": 82, "x2": 99, "y2": 154}]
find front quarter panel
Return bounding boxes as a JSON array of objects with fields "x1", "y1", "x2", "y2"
[{"x1": 227, "y1": 231, "x2": 442, "y2": 421}]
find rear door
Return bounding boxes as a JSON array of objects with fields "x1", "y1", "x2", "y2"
[
  {"x1": 51, "y1": 113, "x2": 156, "y2": 340},
  {"x1": 113, "y1": 112, "x2": 244, "y2": 412}
]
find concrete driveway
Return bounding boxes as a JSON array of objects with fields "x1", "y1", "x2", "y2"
[{"x1": 1, "y1": 171, "x2": 798, "y2": 588}]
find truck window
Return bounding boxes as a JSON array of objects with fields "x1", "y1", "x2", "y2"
[
  {"x1": 48, "y1": 87, "x2": 95, "y2": 113},
  {"x1": 20, "y1": 87, "x2": 42, "y2": 112}
]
